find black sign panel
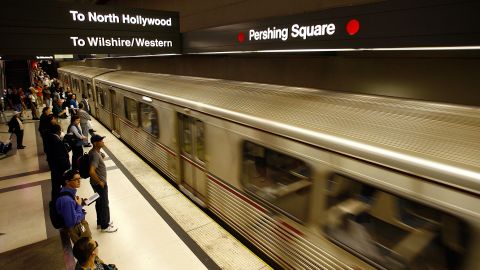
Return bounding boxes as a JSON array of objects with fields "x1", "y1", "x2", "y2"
[
  {"x1": 184, "y1": 0, "x2": 480, "y2": 53},
  {"x1": 0, "y1": 1, "x2": 180, "y2": 55}
]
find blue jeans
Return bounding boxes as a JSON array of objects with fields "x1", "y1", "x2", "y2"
[{"x1": 91, "y1": 183, "x2": 110, "y2": 229}]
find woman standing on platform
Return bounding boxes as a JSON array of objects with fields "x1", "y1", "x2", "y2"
[
  {"x1": 29, "y1": 87, "x2": 40, "y2": 120},
  {"x1": 68, "y1": 115, "x2": 86, "y2": 170}
]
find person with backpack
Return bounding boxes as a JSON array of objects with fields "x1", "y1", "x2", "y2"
[
  {"x1": 45, "y1": 124, "x2": 71, "y2": 199},
  {"x1": 55, "y1": 169, "x2": 92, "y2": 243},
  {"x1": 89, "y1": 134, "x2": 117, "y2": 233}
]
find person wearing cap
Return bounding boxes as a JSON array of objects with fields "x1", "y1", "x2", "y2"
[
  {"x1": 88, "y1": 134, "x2": 118, "y2": 233},
  {"x1": 56, "y1": 169, "x2": 92, "y2": 243},
  {"x1": 7, "y1": 111, "x2": 26, "y2": 149}
]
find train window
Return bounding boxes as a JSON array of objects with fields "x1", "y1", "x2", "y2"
[
  {"x1": 325, "y1": 174, "x2": 469, "y2": 270},
  {"x1": 124, "y1": 97, "x2": 138, "y2": 124},
  {"x1": 242, "y1": 141, "x2": 311, "y2": 222},
  {"x1": 105, "y1": 90, "x2": 112, "y2": 110},
  {"x1": 97, "y1": 87, "x2": 105, "y2": 107},
  {"x1": 87, "y1": 83, "x2": 93, "y2": 100},
  {"x1": 139, "y1": 103, "x2": 159, "y2": 137},
  {"x1": 195, "y1": 120, "x2": 205, "y2": 162},
  {"x1": 180, "y1": 115, "x2": 192, "y2": 154}
]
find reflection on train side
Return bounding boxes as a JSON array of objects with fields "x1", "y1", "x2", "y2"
[
  {"x1": 242, "y1": 141, "x2": 312, "y2": 222},
  {"x1": 325, "y1": 174, "x2": 468, "y2": 269}
]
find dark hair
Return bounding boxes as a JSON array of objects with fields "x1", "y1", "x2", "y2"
[
  {"x1": 70, "y1": 115, "x2": 80, "y2": 124},
  {"x1": 72, "y1": 237, "x2": 95, "y2": 265},
  {"x1": 42, "y1": 106, "x2": 50, "y2": 113},
  {"x1": 78, "y1": 103, "x2": 84, "y2": 109},
  {"x1": 82, "y1": 94, "x2": 87, "y2": 99},
  {"x1": 50, "y1": 123, "x2": 61, "y2": 135},
  {"x1": 63, "y1": 169, "x2": 79, "y2": 183}
]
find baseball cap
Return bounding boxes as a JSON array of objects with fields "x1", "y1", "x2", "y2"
[{"x1": 91, "y1": 134, "x2": 106, "y2": 143}]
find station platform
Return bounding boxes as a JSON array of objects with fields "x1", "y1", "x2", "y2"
[{"x1": 0, "y1": 110, "x2": 270, "y2": 270}]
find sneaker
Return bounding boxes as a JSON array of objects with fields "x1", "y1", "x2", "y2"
[
  {"x1": 17, "y1": 146, "x2": 25, "y2": 149},
  {"x1": 101, "y1": 225, "x2": 118, "y2": 233},
  {"x1": 97, "y1": 221, "x2": 113, "y2": 230}
]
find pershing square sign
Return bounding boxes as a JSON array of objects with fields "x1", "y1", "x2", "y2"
[{"x1": 0, "y1": 1, "x2": 180, "y2": 55}]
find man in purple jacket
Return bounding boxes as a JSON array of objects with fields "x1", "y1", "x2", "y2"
[{"x1": 56, "y1": 169, "x2": 92, "y2": 243}]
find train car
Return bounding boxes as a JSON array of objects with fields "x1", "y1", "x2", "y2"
[
  {"x1": 58, "y1": 67, "x2": 480, "y2": 270},
  {"x1": 58, "y1": 66, "x2": 114, "y2": 118}
]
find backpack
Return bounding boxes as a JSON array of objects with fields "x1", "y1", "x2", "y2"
[
  {"x1": 78, "y1": 153, "x2": 91, "y2": 179},
  {"x1": 49, "y1": 191, "x2": 75, "y2": 229},
  {"x1": 63, "y1": 133, "x2": 78, "y2": 148},
  {"x1": 1, "y1": 134, "x2": 13, "y2": 154}
]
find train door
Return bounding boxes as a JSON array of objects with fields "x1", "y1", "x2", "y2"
[
  {"x1": 87, "y1": 83, "x2": 96, "y2": 117},
  {"x1": 109, "y1": 89, "x2": 117, "y2": 132},
  {"x1": 80, "y1": 80, "x2": 87, "y2": 98},
  {"x1": 178, "y1": 113, "x2": 207, "y2": 202}
]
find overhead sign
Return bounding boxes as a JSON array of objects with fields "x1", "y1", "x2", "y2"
[
  {"x1": 183, "y1": 0, "x2": 480, "y2": 54},
  {"x1": 0, "y1": 1, "x2": 180, "y2": 55}
]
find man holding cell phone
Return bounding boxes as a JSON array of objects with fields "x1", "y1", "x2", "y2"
[{"x1": 56, "y1": 170, "x2": 92, "y2": 243}]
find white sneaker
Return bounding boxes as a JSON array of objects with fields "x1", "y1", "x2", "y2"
[
  {"x1": 101, "y1": 225, "x2": 118, "y2": 233},
  {"x1": 97, "y1": 221, "x2": 113, "y2": 230}
]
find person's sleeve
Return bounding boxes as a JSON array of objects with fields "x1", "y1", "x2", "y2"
[
  {"x1": 90, "y1": 153, "x2": 99, "y2": 168},
  {"x1": 57, "y1": 197, "x2": 84, "y2": 228},
  {"x1": 70, "y1": 126, "x2": 82, "y2": 139}
]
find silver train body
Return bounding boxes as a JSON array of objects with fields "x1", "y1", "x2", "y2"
[{"x1": 58, "y1": 66, "x2": 480, "y2": 270}]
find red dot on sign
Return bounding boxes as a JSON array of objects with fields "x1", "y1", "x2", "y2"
[
  {"x1": 346, "y1": 19, "x2": 360, "y2": 36},
  {"x1": 237, "y1": 32, "x2": 245, "y2": 43}
]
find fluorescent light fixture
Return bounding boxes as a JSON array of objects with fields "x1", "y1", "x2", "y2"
[
  {"x1": 187, "y1": 46, "x2": 480, "y2": 55},
  {"x1": 86, "y1": 53, "x2": 180, "y2": 60},
  {"x1": 142, "y1": 96, "x2": 153, "y2": 102},
  {"x1": 54, "y1": 54, "x2": 74, "y2": 59}
]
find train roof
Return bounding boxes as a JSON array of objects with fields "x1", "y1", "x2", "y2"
[
  {"x1": 58, "y1": 65, "x2": 114, "y2": 78},
  {"x1": 93, "y1": 70, "x2": 480, "y2": 195}
]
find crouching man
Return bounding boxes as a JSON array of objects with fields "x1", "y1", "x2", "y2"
[{"x1": 56, "y1": 169, "x2": 92, "y2": 243}]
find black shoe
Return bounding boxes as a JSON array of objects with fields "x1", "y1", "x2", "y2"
[
  {"x1": 17, "y1": 146, "x2": 25, "y2": 149},
  {"x1": 89, "y1": 129, "x2": 96, "y2": 133}
]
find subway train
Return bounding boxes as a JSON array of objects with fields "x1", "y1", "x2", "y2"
[{"x1": 58, "y1": 65, "x2": 480, "y2": 270}]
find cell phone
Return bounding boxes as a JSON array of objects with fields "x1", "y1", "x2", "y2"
[{"x1": 84, "y1": 193, "x2": 100, "y2": 205}]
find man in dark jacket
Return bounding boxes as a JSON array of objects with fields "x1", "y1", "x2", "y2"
[
  {"x1": 46, "y1": 124, "x2": 71, "y2": 199},
  {"x1": 8, "y1": 111, "x2": 25, "y2": 149},
  {"x1": 39, "y1": 106, "x2": 53, "y2": 153}
]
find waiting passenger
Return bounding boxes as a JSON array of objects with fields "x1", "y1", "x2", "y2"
[
  {"x1": 45, "y1": 124, "x2": 71, "y2": 199},
  {"x1": 72, "y1": 237, "x2": 118, "y2": 270},
  {"x1": 56, "y1": 170, "x2": 92, "y2": 243},
  {"x1": 7, "y1": 111, "x2": 25, "y2": 149},
  {"x1": 29, "y1": 87, "x2": 40, "y2": 120},
  {"x1": 68, "y1": 115, "x2": 86, "y2": 170},
  {"x1": 53, "y1": 99, "x2": 67, "y2": 119},
  {"x1": 89, "y1": 134, "x2": 118, "y2": 233},
  {"x1": 39, "y1": 106, "x2": 52, "y2": 152},
  {"x1": 70, "y1": 94, "x2": 79, "y2": 116},
  {"x1": 80, "y1": 94, "x2": 91, "y2": 114},
  {"x1": 78, "y1": 103, "x2": 92, "y2": 147}
]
